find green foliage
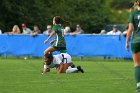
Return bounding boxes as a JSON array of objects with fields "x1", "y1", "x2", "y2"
[
  {"x1": 0, "y1": 0, "x2": 133, "y2": 33},
  {"x1": 110, "y1": 0, "x2": 134, "y2": 9}
]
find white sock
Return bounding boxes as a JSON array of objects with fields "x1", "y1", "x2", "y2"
[
  {"x1": 66, "y1": 68, "x2": 78, "y2": 74},
  {"x1": 137, "y1": 82, "x2": 140, "y2": 87}
]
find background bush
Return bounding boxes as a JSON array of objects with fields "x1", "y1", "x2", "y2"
[{"x1": 0, "y1": 0, "x2": 134, "y2": 33}]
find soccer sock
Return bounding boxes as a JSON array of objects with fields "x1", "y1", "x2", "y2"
[
  {"x1": 66, "y1": 68, "x2": 78, "y2": 74},
  {"x1": 135, "y1": 66, "x2": 140, "y2": 87}
]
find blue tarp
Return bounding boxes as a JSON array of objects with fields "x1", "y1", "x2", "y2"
[{"x1": 0, "y1": 34, "x2": 132, "y2": 58}]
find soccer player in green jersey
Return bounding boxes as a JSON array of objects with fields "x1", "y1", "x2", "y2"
[
  {"x1": 44, "y1": 16, "x2": 67, "y2": 58},
  {"x1": 126, "y1": 0, "x2": 140, "y2": 92}
]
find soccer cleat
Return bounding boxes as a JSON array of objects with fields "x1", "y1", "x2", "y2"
[
  {"x1": 136, "y1": 86, "x2": 140, "y2": 92},
  {"x1": 77, "y1": 66, "x2": 84, "y2": 73}
]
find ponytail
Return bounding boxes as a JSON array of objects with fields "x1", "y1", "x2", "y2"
[
  {"x1": 134, "y1": 0, "x2": 140, "y2": 9},
  {"x1": 54, "y1": 16, "x2": 70, "y2": 26}
]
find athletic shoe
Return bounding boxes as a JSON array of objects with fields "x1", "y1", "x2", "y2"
[
  {"x1": 77, "y1": 66, "x2": 84, "y2": 73},
  {"x1": 136, "y1": 86, "x2": 140, "y2": 92}
]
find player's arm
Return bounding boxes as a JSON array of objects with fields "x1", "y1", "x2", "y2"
[
  {"x1": 44, "y1": 31, "x2": 55, "y2": 44},
  {"x1": 126, "y1": 23, "x2": 134, "y2": 51},
  {"x1": 50, "y1": 39, "x2": 56, "y2": 45},
  {"x1": 42, "y1": 68, "x2": 50, "y2": 73},
  {"x1": 42, "y1": 64, "x2": 50, "y2": 74},
  {"x1": 57, "y1": 62, "x2": 64, "y2": 74}
]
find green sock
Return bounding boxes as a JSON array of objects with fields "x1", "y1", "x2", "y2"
[{"x1": 135, "y1": 66, "x2": 140, "y2": 83}]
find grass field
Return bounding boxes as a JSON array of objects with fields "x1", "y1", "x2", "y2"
[{"x1": 0, "y1": 58, "x2": 136, "y2": 93}]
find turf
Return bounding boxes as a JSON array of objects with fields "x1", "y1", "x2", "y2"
[{"x1": 0, "y1": 58, "x2": 136, "y2": 93}]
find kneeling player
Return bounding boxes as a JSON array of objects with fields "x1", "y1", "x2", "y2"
[{"x1": 42, "y1": 53, "x2": 84, "y2": 74}]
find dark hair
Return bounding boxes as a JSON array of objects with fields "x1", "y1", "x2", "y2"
[
  {"x1": 45, "y1": 52, "x2": 53, "y2": 65},
  {"x1": 54, "y1": 16, "x2": 61, "y2": 24},
  {"x1": 34, "y1": 24, "x2": 39, "y2": 27},
  {"x1": 45, "y1": 53, "x2": 52, "y2": 58},
  {"x1": 54, "y1": 16, "x2": 70, "y2": 26}
]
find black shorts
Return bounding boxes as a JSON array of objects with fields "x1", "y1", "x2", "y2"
[
  {"x1": 131, "y1": 43, "x2": 140, "y2": 53},
  {"x1": 52, "y1": 46, "x2": 66, "y2": 51}
]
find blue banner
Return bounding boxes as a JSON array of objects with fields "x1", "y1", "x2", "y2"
[{"x1": 0, "y1": 34, "x2": 132, "y2": 58}]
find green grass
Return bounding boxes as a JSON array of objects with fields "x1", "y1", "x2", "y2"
[{"x1": 0, "y1": 58, "x2": 136, "y2": 93}]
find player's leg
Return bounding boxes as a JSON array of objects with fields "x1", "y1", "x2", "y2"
[
  {"x1": 65, "y1": 62, "x2": 83, "y2": 73},
  {"x1": 66, "y1": 66, "x2": 78, "y2": 73},
  {"x1": 62, "y1": 57, "x2": 84, "y2": 73},
  {"x1": 43, "y1": 46, "x2": 55, "y2": 62},
  {"x1": 44, "y1": 46, "x2": 55, "y2": 55},
  {"x1": 62, "y1": 63, "x2": 69, "y2": 72},
  {"x1": 131, "y1": 43, "x2": 140, "y2": 91},
  {"x1": 61, "y1": 53, "x2": 73, "y2": 73},
  {"x1": 133, "y1": 52, "x2": 140, "y2": 91},
  {"x1": 57, "y1": 63, "x2": 69, "y2": 73},
  {"x1": 66, "y1": 66, "x2": 84, "y2": 73},
  {"x1": 62, "y1": 53, "x2": 84, "y2": 73}
]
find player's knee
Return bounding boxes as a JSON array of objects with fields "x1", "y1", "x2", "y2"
[
  {"x1": 44, "y1": 51, "x2": 47, "y2": 55},
  {"x1": 44, "y1": 50, "x2": 51, "y2": 55}
]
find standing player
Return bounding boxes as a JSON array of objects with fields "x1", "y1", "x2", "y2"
[
  {"x1": 44, "y1": 16, "x2": 67, "y2": 57},
  {"x1": 126, "y1": 0, "x2": 140, "y2": 92},
  {"x1": 42, "y1": 52, "x2": 84, "y2": 74}
]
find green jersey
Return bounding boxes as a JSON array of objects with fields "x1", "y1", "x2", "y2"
[
  {"x1": 52, "y1": 24, "x2": 66, "y2": 48},
  {"x1": 128, "y1": 9, "x2": 140, "y2": 43}
]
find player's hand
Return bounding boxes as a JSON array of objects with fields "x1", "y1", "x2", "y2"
[
  {"x1": 125, "y1": 42, "x2": 129, "y2": 52},
  {"x1": 44, "y1": 39, "x2": 48, "y2": 44},
  {"x1": 50, "y1": 41, "x2": 54, "y2": 45}
]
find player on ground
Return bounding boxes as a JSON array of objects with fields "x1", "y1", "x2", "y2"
[
  {"x1": 126, "y1": 0, "x2": 140, "y2": 92},
  {"x1": 42, "y1": 52, "x2": 84, "y2": 74}
]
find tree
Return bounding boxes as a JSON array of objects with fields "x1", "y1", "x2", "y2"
[{"x1": 0, "y1": 0, "x2": 133, "y2": 33}]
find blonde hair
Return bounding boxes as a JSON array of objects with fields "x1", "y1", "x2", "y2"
[
  {"x1": 12, "y1": 25, "x2": 21, "y2": 34},
  {"x1": 134, "y1": 0, "x2": 140, "y2": 9}
]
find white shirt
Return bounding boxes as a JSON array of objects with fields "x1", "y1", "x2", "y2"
[
  {"x1": 23, "y1": 28, "x2": 32, "y2": 34},
  {"x1": 45, "y1": 53, "x2": 72, "y2": 68},
  {"x1": 52, "y1": 55, "x2": 63, "y2": 65},
  {"x1": 107, "y1": 30, "x2": 122, "y2": 35},
  {"x1": 52, "y1": 53, "x2": 72, "y2": 64},
  {"x1": 43, "y1": 30, "x2": 52, "y2": 36}
]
